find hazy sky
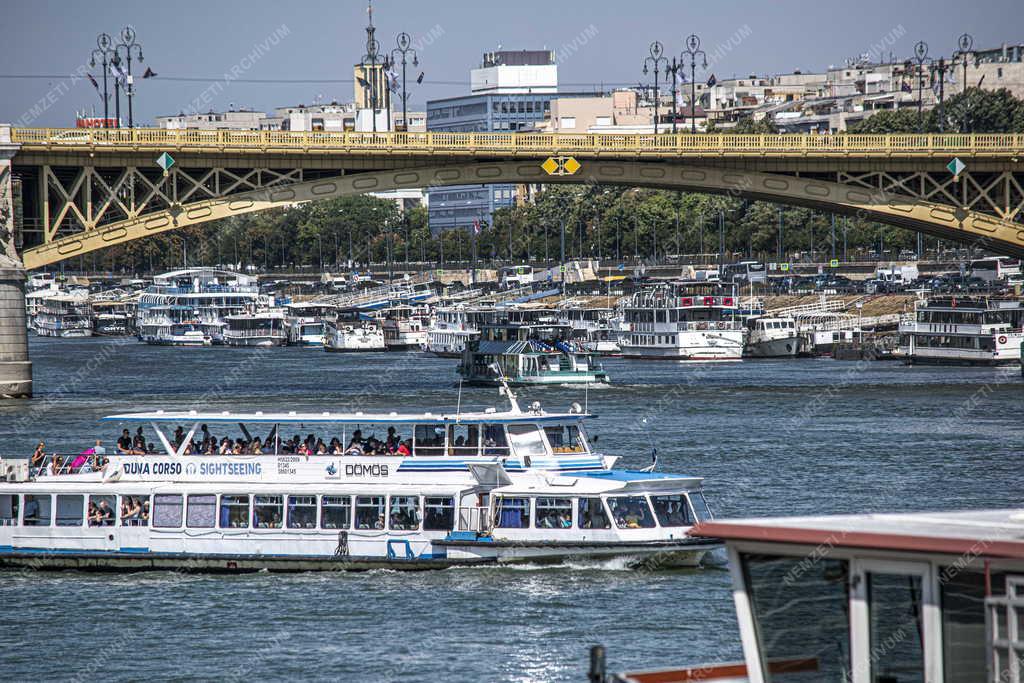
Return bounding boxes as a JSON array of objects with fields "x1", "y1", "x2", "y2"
[{"x1": 2, "y1": 0, "x2": 1019, "y2": 127}]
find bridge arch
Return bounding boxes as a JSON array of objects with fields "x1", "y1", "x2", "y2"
[{"x1": 20, "y1": 159, "x2": 1024, "y2": 269}]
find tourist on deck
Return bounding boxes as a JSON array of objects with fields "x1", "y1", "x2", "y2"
[
  {"x1": 396, "y1": 439, "x2": 412, "y2": 457},
  {"x1": 250, "y1": 437, "x2": 263, "y2": 455},
  {"x1": 117, "y1": 429, "x2": 133, "y2": 454},
  {"x1": 30, "y1": 442, "x2": 46, "y2": 471},
  {"x1": 297, "y1": 441, "x2": 311, "y2": 456},
  {"x1": 348, "y1": 430, "x2": 363, "y2": 449},
  {"x1": 219, "y1": 438, "x2": 232, "y2": 455},
  {"x1": 315, "y1": 442, "x2": 328, "y2": 455},
  {"x1": 329, "y1": 438, "x2": 343, "y2": 455}
]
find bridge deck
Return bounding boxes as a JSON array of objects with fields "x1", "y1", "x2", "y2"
[{"x1": 11, "y1": 128, "x2": 1024, "y2": 158}]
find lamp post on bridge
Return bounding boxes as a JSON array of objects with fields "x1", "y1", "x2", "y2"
[
  {"x1": 680, "y1": 34, "x2": 708, "y2": 135},
  {"x1": 664, "y1": 57, "x2": 683, "y2": 134},
  {"x1": 912, "y1": 41, "x2": 930, "y2": 133},
  {"x1": 953, "y1": 33, "x2": 977, "y2": 133},
  {"x1": 90, "y1": 33, "x2": 115, "y2": 128},
  {"x1": 931, "y1": 56, "x2": 949, "y2": 133},
  {"x1": 115, "y1": 26, "x2": 144, "y2": 129},
  {"x1": 391, "y1": 32, "x2": 418, "y2": 132},
  {"x1": 643, "y1": 41, "x2": 667, "y2": 135}
]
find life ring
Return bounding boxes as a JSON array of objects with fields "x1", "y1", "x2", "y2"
[{"x1": 998, "y1": 335, "x2": 1008, "y2": 344}]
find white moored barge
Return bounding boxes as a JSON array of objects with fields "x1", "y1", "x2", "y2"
[{"x1": 0, "y1": 389, "x2": 718, "y2": 572}]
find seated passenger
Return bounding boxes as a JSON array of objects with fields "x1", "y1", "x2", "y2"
[
  {"x1": 96, "y1": 500, "x2": 114, "y2": 526},
  {"x1": 343, "y1": 441, "x2": 363, "y2": 456},
  {"x1": 329, "y1": 438, "x2": 343, "y2": 455},
  {"x1": 396, "y1": 439, "x2": 412, "y2": 457},
  {"x1": 348, "y1": 430, "x2": 363, "y2": 450},
  {"x1": 117, "y1": 429, "x2": 133, "y2": 454},
  {"x1": 250, "y1": 437, "x2": 263, "y2": 455},
  {"x1": 297, "y1": 442, "x2": 311, "y2": 456},
  {"x1": 316, "y1": 442, "x2": 328, "y2": 455}
]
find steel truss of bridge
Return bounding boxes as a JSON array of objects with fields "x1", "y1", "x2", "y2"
[{"x1": 5, "y1": 128, "x2": 1024, "y2": 268}]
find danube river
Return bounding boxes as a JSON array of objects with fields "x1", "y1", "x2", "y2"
[{"x1": 1, "y1": 337, "x2": 1022, "y2": 681}]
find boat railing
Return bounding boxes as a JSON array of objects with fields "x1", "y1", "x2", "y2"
[
  {"x1": 677, "y1": 321, "x2": 743, "y2": 331},
  {"x1": 223, "y1": 327, "x2": 287, "y2": 338},
  {"x1": 457, "y1": 506, "x2": 491, "y2": 534}
]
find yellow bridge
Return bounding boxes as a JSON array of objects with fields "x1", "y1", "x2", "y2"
[{"x1": 4, "y1": 127, "x2": 1024, "y2": 268}]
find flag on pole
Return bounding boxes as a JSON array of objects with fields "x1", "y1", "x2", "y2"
[
  {"x1": 472, "y1": 220, "x2": 481, "y2": 235},
  {"x1": 386, "y1": 67, "x2": 400, "y2": 94},
  {"x1": 142, "y1": 67, "x2": 157, "y2": 79},
  {"x1": 356, "y1": 76, "x2": 370, "y2": 90},
  {"x1": 706, "y1": 74, "x2": 717, "y2": 87},
  {"x1": 88, "y1": 74, "x2": 100, "y2": 91},
  {"x1": 109, "y1": 62, "x2": 127, "y2": 87},
  {"x1": 416, "y1": 71, "x2": 425, "y2": 84},
  {"x1": 901, "y1": 81, "x2": 912, "y2": 93}
]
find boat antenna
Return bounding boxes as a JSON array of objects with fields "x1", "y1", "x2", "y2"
[{"x1": 584, "y1": 382, "x2": 589, "y2": 414}]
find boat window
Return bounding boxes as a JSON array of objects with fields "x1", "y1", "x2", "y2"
[
  {"x1": 355, "y1": 496, "x2": 385, "y2": 529},
  {"x1": 494, "y1": 497, "x2": 531, "y2": 529},
  {"x1": 88, "y1": 495, "x2": 116, "y2": 527},
  {"x1": 0, "y1": 494, "x2": 18, "y2": 526},
  {"x1": 942, "y1": 568, "x2": 1006, "y2": 683},
  {"x1": 253, "y1": 495, "x2": 283, "y2": 529},
  {"x1": 534, "y1": 498, "x2": 573, "y2": 528},
  {"x1": 320, "y1": 496, "x2": 351, "y2": 529},
  {"x1": 650, "y1": 495, "x2": 694, "y2": 527},
  {"x1": 152, "y1": 493, "x2": 183, "y2": 528},
  {"x1": 121, "y1": 495, "x2": 150, "y2": 526},
  {"x1": 219, "y1": 494, "x2": 250, "y2": 529},
  {"x1": 23, "y1": 494, "x2": 51, "y2": 526},
  {"x1": 507, "y1": 424, "x2": 547, "y2": 457},
  {"x1": 414, "y1": 423, "x2": 446, "y2": 456},
  {"x1": 578, "y1": 497, "x2": 611, "y2": 529},
  {"x1": 607, "y1": 496, "x2": 656, "y2": 529},
  {"x1": 481, "y1": 424, "x2": 510, "y2": 456},
  {"x1": 287, "y1": 495, "x2": 318, "y2": 529},
  {"x1": 423, "y1": 496, "x2": 455, "y2": 531},
  {"x1": 543, "y1": 424, "x2": 587, "y2": 453},
  {"x1": 56, "y1": 494, "x2": 84, "y2": 527},
  {"x1": 689, "y1": 491, "x2": 713, "y2": 522},
  {"x1": 742, "y1": 554, "x2": 851, "y2": 681},
  {"x1": 388, "y1": 496, "x2": 420, "y2": 531},
  {"x1": 448, "y1": 424, "x2": 480, "y2": 456},
  {"x1": 186, "y1": 494, "x2": 217, "y2": 528}
]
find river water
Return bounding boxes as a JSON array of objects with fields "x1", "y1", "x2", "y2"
[{"x1": 1, "y1": 337, "x2": 1021, "y2": 681}]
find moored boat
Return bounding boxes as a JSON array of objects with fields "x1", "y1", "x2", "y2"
[{"x1": 459, "y1": 322, "x2": 609, "y2": 386}]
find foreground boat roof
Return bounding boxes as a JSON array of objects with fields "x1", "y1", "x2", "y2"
[
  {"x1": 692, "y1": 508, "x2": 1024, "y2": 559},
  {"x1": 102, "y1": 407, "x2": 595, "y2": 425}
]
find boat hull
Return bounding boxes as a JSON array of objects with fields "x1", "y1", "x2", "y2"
[{"x1": 744, "y1": 336, "x2": 799, "y2": 358}]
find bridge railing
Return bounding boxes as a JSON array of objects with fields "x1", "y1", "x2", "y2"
[{"x1": 11, "y1": 128, "x2": 1024, "y2": 156}]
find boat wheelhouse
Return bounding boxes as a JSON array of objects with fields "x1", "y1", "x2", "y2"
[
  {"x1": 223, "y1": 311, "x2": 288, "y2": 347},
  {"x1": 898, "y1": 295, "x2": 1024, "y2": 365},
  {"x1": 0, "y1": 390, "x2": 717, "y2": 571},
  {"x1": 620, "y1": 281, "x2": 744, "y2": 361},
  {"x1": 557, "y1": 301, "x2": 622, "y2": 356},
  {"x1": 603, "y1": 507, "x2": 1024, "y2": 683},
  {"x1": 91, "y1": 298, "x2": 137, "y2": 336},
  {"x1": 459, "y1": 322, "x2": 609, "y2": 386}
]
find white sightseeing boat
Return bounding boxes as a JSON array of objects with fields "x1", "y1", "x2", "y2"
[
  {"x1": 898, "y1": 295, "x2": 1024, "y2": 365},
  {"x1": 223, "y1": 311, "x2": 288, "y2": 347},
  {"x1": 620, "y1": 281, "x2": 744, "y2": 361},
  {"x1": 32, "y1": 292, "x2": 93, "y2": 338},
  {"x1": 136, "y1": 269, "x2": 267, "y2": 346},
  {"x1": 423, "y1": 305, "x2": 484, "y2": 357},
  {"x1": 0, "y1": 388, "x2": 717, "y2": 572},
  {"x1": 381, "y1": 304, "x2": 430, "y2": 351},
  {"x1": 743, "y1": 315, "x2": 800, "y2": 358},
  {"x1": 284, "y1": 303, "x2": 331, "y2": 347},
  {"x1": 323, "y1": 318, "x2": 386, "y2": 352}
]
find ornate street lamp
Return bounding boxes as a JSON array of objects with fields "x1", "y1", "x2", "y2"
[
  {"x1": 912, "y1": 40, "x2": 930, "y2": 132},
  {"x1": 89, "y1": 33, "x2": 115, "y2": 127},
  {"x1": 643, "y1": 41, "x2": 667, "y2": 134},
  {"x1": 680, "y1": 34, "x2": 708, "y2": 134},
  {"x1": 391, "y1": 32, "x2": 419, "y2": 133},
  {"x1": 115, "y1": 26, "x2": 144, "y2": 129}
]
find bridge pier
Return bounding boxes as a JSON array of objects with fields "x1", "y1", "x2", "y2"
[{"x1": 0, "y1": 125, "x2": 30, "y2": 398}]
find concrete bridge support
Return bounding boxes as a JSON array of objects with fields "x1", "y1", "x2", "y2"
[{"x1": 0, "y1": 125, "x2": 30, "y2": 398}]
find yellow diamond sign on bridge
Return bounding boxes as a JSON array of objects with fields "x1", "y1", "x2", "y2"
[{"x1": 542, "y1": 156, "x2": 581, "y2": 176}]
